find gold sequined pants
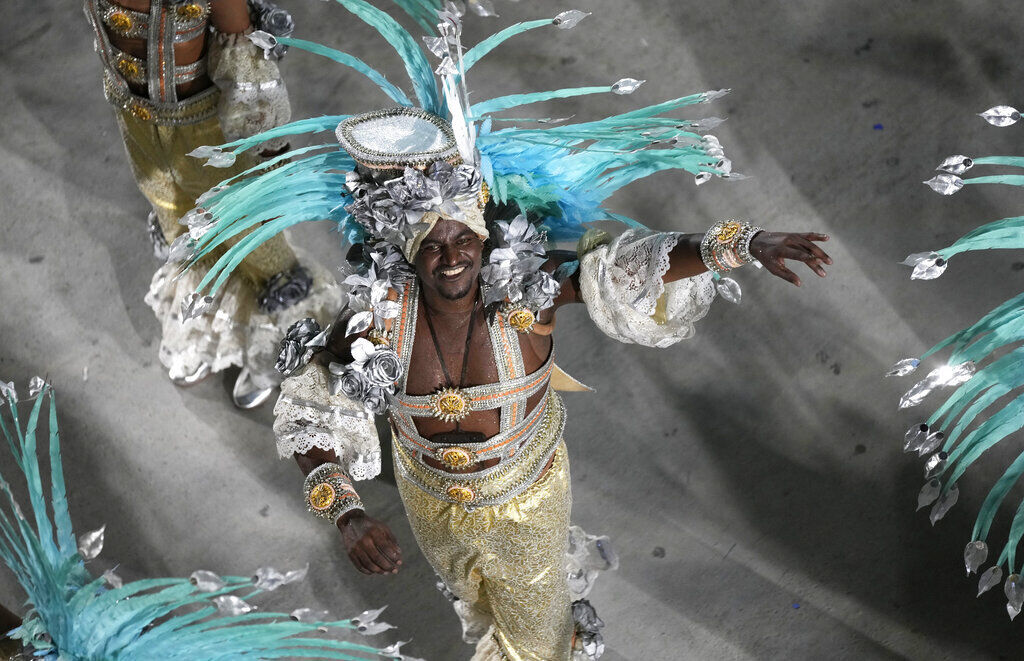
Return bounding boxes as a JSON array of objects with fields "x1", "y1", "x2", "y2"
[
  {"x1": 396, "y1": 442, "x2": 574, "y2": 661},
  {"x1": 113, "y1": 102, "x2": 296, "y2": 288}
]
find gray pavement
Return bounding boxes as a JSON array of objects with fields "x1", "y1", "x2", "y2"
[{"x1": 3, "y1": 1, "x2": 1024, "y2": 659}]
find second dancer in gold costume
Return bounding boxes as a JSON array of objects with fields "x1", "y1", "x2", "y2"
[{"x1": 83, "y1": 0, "x2": 340, "y2": 407}]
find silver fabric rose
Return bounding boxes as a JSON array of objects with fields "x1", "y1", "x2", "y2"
[
  {"x1": 259, "y1": 265, "x2": 313, "y2": 313},
  {"x1": 275, "y1": 318, "x2": 328, "y2": 375},
  {"x1": 365, "y1": 349, "x2": 403, "y2": 387},
  {"x1": 362, "y1": 386, "x2": 391, "y2": 416},
  {"x1": 330, "y1": 365, "x2": 369, "y2": 401}
]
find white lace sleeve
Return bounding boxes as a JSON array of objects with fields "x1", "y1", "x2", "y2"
[
  {"x1": 207, "y1": 29, "x2": 291, "y2": 144},
  {"x1": 578, "y1": 229, "x2": 716, "y2": 348},
  {"x1": 272, "y1": 362, "x2": 381, "y2": 481}
]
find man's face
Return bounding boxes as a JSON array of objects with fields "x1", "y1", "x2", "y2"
[{"x1": 415, "y1": 217, "x2": 484, "y2": 301}]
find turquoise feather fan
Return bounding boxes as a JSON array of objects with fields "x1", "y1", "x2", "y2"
[
  {"x1": 0, "y1": 382, "x2": 413, "y2": 659},
  {"x1": 182, "y1": 1, "x2": 734, "y2": 297},
  {"x1": 894, "y1": 104, "x2": 1024, "y2": 617}
]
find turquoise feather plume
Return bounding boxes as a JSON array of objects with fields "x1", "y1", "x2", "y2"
[
  {"x1": 0, "y1": 383, "x2": 406, "y2": 659},
  {"x1": 897, "y1": 110, "x2": 1024, "y2": 608},
  {"x1": 183, "y1": 3, "x2": 732, "y2": 295}
]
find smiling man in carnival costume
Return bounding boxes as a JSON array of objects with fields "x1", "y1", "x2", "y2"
[{"x1": 181, "y1": 2, "x2": 832, "y2": 658}]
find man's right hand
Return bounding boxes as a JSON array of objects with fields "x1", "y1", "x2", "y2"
[{"x1": 337, "y1": 511, "x2": 403, "y2": 575}]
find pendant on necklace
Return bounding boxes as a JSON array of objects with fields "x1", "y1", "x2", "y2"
[{"x1": 429, "y1": 386, "x2": 472, "y2": 423}]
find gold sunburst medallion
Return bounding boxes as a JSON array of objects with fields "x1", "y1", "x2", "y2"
[
  {"x1": 129, "y1": 102, "x2": 152, "y2": 121},
  {"x1": 429, "y1": 387, "x2": 472, "y2": 422},
  {"x1": 446, "y1": 485, "x2": 475, "y2": 503},
  {"x1": 504, "y1": 306, "x2": 536, "y2": 334},
  {"x1": 176, "y1": 2, "x2": 205, "y2": 20},
  {"x1": 367, "y1": 328, "x2": 390, "y2": 346},
  {"x1": 116, "y1": 58, "x2": 142, "y2": 79},
  {"x1": 715, "y1": 221, "x2": 742, "y2": 244},
  {"x1": 107, "y1": 11, "x2": 133, "y2": 34},
  {"x1": 308, "y1": 483, "x2": 336, "y2": 511},
  {"x1": 439, "y1": 446, "x2": 476, "y2": 470}
]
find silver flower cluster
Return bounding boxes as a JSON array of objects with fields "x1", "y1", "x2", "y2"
[
  {"x1": 571, "y1": 599, "x2": 606, "y2": 660},
  {"x1": 344, "y1": 162, "x2": 481, "y2": 249},
  {"x1": 341, "y1": 260, "x2": 402, "y2": 337},
  {"x1": 480, "y1": 215, "x2": 560, "y2": 309},
  {"x1": 276, "y1": 317, "x2": 328, "y2": 376},
  {"x1": 328, "y1": 339, "x2": 403, "y2": 415}
]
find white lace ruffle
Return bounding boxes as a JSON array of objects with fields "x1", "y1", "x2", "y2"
[
  {"x1": 579, "y1": 229, "x2": 716, "y2": 348},
  {"x1": 273, "y1": 362, "x2": 381, "y2": 480},
  {"x1": 145, "y1": 261, "x2": 249, "y2": 381},
  {"x1": 145, "y1": 257, "x2": 342, "y2": 387},
  {"x1": 208, "y1": 29, "x2": 291, "y2": 145}
]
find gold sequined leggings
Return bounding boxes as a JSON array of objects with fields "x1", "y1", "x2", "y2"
[
  {"x1": 396, "y1": 442, "x2": 574, "y2": 661},
  {"x1": 113, "y1": 102, "x2": 296, "y2": 289}
]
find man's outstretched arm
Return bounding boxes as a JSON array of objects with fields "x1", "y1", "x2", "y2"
[{"x1": 662, "y1": 230, "x2": 832, "y2": 286}]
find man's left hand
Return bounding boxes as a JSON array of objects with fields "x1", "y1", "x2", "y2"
[{"x1": 749, "y1": 232, "x2": 832, "y2": 287}]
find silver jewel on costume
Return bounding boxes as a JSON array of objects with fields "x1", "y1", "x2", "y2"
[
  {"x1": 187, "y1": 144, "x2": 236, "y2": 168},
  {"x1": 276, "y1": 318, "x2": 329, "y2": 375},
  {"x1": 917, "y1": 478, "x2": 941, "y2": 511},
  {"x1": 167, "y1": 234, "x2": 194, "y2": 263},
  {"x1": 0, "y1": 381, "x2": 17, "y2": 405},
  {"x1": 965, "y1": 541, "x2": 989, "y2": 576},
  {"x1": 290, "y1": 607, "x2": 330, "y2": 623},
  {"x1": 903, "y1": 423, "x2": 929, "y2": 453},
  {"x1": 979, "y1": 105, "x2": 1021, "y2": 127},
  {"x1": 899, "y1": 362, "x2": 975, "y2": 409},
  {"x1": 924, "y1": 173, "x2": 964, "y2": 195},
  {"x1": 715, "y1": 277, "x2": 742, "y2": 304},
  {"x1": 886, "y1": 357, "x2": 920, "y2": 377},
  {"x1": 1006, "y1": 573, "x2": 1024, "y2": 612},
  {"x1": 28, "y1": 376, "x2": 47, "y2": 398},
  {"x1": 352, "y1": 606, "x2": 395, "y2": 635},
  {"x1": 553, "y1": 10, "x2": 589, "y2": 29},
  {"x1": 701, "y1": 89, "x2": 731, "y2": 103},
  {"x1": 929, "y1": 482, "x2": 959, "y2": 525},
  {"x1": 190, "y1": 569, "x2": 226, "y2": 592},
  {"x1": 214, "y1": 595, "x2": 254, "y2": 615},
  {"x1": 902, "y1": 251, "x2": 948, "y2": 280},
  {"x1": 253, "y1": 564, "x2": 308, "y2": 591},
  {"x1": 979, "y1": 566, "x2": 1003, "y2": 596},
  {"x1": 924, "y1": 451, "x2": 947, "y2": 479},
  {"x1": 181, "y1": 292, "x2": 215, "y2": 321},
  {"x1": 77, "y1": 525, "x2": 106, "y2": 561},
  {"x1": 915, "y1": 431, "x2": 945, "y2": 457},
  {"x1": 247, "y1": 29, "x2": 279, "y2": 56},
  {"x1": 250, "y1": 0, "x2": 294, "y2": 59},
  {"x1": 936, "y1": 155, "x2": 974, "y2": 175},
  {"x1": 611, "y1": 78, "x2": 645, "y2": 95}
]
